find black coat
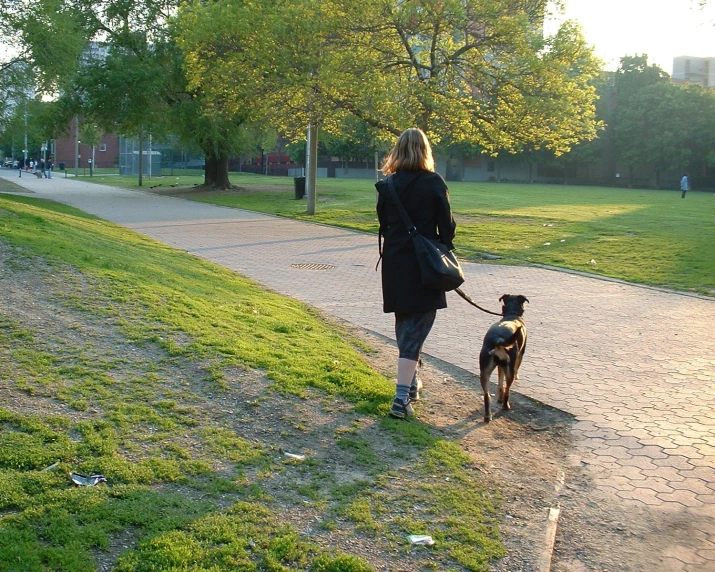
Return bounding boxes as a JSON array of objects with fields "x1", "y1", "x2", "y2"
[{"x1": 376, "y1": 169, "x2": 456, "y2": 314}]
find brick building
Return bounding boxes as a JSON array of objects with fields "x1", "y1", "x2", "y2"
[{"x1": 54, "y1": 116, "x2": 120, "y2": 171}]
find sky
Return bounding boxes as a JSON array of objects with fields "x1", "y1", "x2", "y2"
[{"x1": 545, "y1": 0, "x2": 715, "y2": 73}]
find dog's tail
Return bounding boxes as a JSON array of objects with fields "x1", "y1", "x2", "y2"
[{"x1": 489, "y1": 339, "x2": 515, "y2": 363}]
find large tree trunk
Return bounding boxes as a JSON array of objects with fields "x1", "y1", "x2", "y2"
[
  {"x1": 214, "y1": 153, "x2": 230, "y2": 188},
  {"x1": 203, "y1": 149, "x2": 231, "y2": 189},
  {"x1": 204, "y1": 154, "x2": 217, "y2": 187}
]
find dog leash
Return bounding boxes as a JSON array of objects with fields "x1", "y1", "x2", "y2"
[{"x1": 454, "y1": 288, "x2": 503, "y2": 316}]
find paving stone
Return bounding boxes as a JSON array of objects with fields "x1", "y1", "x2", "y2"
[
  {"x1": 652, "y1": 456, "x2": 696, "y2": 470},
  {"x1": 640, "y1": 466, "x2": 687, "y2": 483},
  {"x1": 678, "y1": 467, "x2": 715, "y2": 483},
  {"x1": 693, "y1": 443, "x2": 715, "y2": 457},
  {"x1": 695, "y1": 493, "x2": 715, "y2": 505},
  {"x1": 660, "y1": 557, "x2": 688, "y2": 571},
  {"x1": 617, "y1": 456, "x2": 660, "y2": 470},
  {"x1": 668, "y1": 479, "x2": 714, "y2": 495},
  {"x1": 629, "y1": 444, "x2": 669, "y2": 458},
  {"x1": 628, "y1": 477, "x2": 674, "y2": 494},
  {"x1": 662, "y1": 545, "x2": 707, "y2": 565},
  {"x1": 682, "y1": 457, "x2": 713, "y2": 468},
  {"x1": 616, "y1": 487, "x2": 662, "y2": 505},
  {"x1": 656, "y1": 489, "x2": 703, "y2": 507},
  {"x1": 612, "y1": 435, "x2": 646, "y2": 449}
]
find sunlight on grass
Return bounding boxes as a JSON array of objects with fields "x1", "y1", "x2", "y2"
[{"x1": 487, "y1": 203, "x2": 647, "y2": 222}]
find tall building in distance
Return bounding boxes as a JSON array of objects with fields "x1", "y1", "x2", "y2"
[{"x1": 671, "y1": 56, "x2": 714, "y2": 88}]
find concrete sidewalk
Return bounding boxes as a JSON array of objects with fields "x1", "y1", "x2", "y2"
[{"x1": 2, "y1": 171, "x2": 714, "y2": 571}]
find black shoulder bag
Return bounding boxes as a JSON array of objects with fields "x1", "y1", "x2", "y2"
[{"x1": 385, "y1": 175, "x2": 464, "y2": 292}]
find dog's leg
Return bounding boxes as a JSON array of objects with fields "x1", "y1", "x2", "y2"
[
  {"x1": 502, "y1": 371, "x2": 515, "y2": 411},
  {"x1": 496, "y1": 367, "x2": 506, "y2": 404},
  {"x1": 479, "y1": 361, "x2": 497, "y2": 422},
  {"x1": 503, "y1": 351, "x2": 521, "y2": 412}
]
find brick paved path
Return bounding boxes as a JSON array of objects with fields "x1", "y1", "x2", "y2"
[{"x1": 3, "y1": 172, "x2": 714, "y2": 571}]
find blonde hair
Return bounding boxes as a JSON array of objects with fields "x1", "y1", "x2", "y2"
[{"x1": 381, "y1": 128, "x2": 435, "y2": 175}]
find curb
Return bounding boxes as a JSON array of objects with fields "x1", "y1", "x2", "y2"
[{"x1": 537, "y1": 507, "x2": 562, "y2": 572}]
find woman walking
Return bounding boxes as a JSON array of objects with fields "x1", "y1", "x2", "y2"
[{"x1": 376, "y1": 128, "x2": 457, "y2": 419}]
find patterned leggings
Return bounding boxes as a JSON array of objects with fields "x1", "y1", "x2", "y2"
[{"x1": 394, "y1": 310, "x2": 437, "y2": 361}]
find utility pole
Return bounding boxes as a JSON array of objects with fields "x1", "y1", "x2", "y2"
[
  {"x1": 306, "y1": 123, "x2": 317, "y2": 215},
  {"x1": 148, "y1": 132, "x2": 152, "y2": 179}
]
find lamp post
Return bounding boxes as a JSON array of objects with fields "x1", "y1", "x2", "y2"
[
  {"x1": 74, "y1": 115, "x2": 80, "y2": 177},
  {"x1": 23, "y1": 103, "x2": 28, "y2": 173}
]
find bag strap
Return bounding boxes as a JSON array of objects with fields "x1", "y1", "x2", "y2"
[
  {"x1": 376, "y1": 172, "x2": 421, "y2": 271},
  {"x1": 385, "y1": 174, "x2": 419, "y2": 236}
]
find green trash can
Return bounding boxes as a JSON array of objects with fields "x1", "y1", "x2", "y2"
[{"x1": 294, "y1": 176, "x2": 306, "y2": 200}]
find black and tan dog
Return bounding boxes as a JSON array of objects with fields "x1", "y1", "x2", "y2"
[{"x1": 479, "y1": 294, "x2": 528, "y2": 422}]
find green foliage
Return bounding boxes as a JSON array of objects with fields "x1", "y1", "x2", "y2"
[
  {"x1": 0, "y1": 98, "x2": 57, "y2": 161},
  {"x1": 0, "y1": 0, "x2": 89, "y2": 95},
  {"x1": 178, "y1": 0, "x2": 601, "y2": 153},
  {"x1": 608, "y1": 55, "x2": 715, "y2": 184}
]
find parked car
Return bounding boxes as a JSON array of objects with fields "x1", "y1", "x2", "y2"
[{"x1": 3, "y1": 159, "x2": 14, "y2": 168}]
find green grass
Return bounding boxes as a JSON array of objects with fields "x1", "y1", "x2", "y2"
[
  {"x1": 0, "y1": 186, "x2": 505, "y2": 571},
  {"x1": 88, "y1": 173, "x2": 715, "y2": 294}
]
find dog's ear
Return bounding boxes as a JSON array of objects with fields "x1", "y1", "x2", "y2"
[
  {"x1": 499, "y1": 294, "x2": 507, "y2": 303},
  {"x1": 518, "y1": 295, "x2": 529, "y2": 304}
]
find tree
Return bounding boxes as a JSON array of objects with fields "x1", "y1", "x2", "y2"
[
  {"x1": 80, "y1": 121, "x2": 102, "y2": 176},
  {"x1": 0, "y1": 0, "x2": 88, "y2": 96},
  {"x1": 177, "y1": 0, "x2": 320, "y2": 192},
  {"x1": 4, "y1": 0, "x2": 261, "y2": 189},
  {"x1": 0, "y1": 63, "x2": 33, "y2": 148},
  {"x1": 2, "y1": 0, "x2": 179, "y2": 185},
  {"x1": 0, "y1": 98, "x2": 56, "y2": 164},
  {"x1": 179, "y1": 0, "x2": 602, "y2": 210},
  {"x1": 164, "y1": 34, "x2": 270, "y2": 189},
  {"x1": 610, "y1": 55, "x2": 715, "y2": 188},
  {"x1": 611, "y1": 55, "x2": 669, "y2": 185},
  {"x1": 334, "y1": 1, "x2": 602, "y2": 154}
]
